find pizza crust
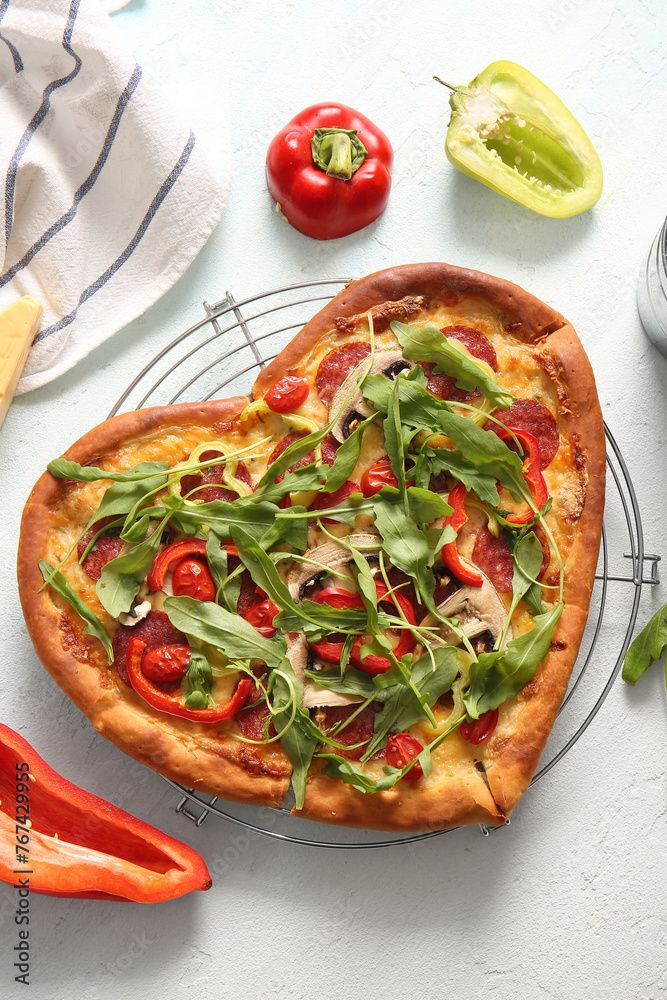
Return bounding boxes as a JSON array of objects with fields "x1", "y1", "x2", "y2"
[{"x1": 17, "y1": 264, "x2": 605, "y2": 832}]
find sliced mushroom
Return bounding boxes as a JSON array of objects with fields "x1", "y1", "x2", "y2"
[
  {"x1": 421, "y1": 559, "x2": 512, "y2": 649},
  {"x1": 330, "y1": 350, "x2": 414, "y2": 443},
  {"x1": 286, "y1": 532, "x2": 380, "y2": 601},
  {"x1": 287, "y1": 636, "x2": 363, "y2": 709},
  {"x1": 117, "y1": 599, "x2": 152, "y2": 627}
]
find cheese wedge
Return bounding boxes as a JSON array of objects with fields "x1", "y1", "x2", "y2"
[{"x1": 0, "y1": 296, "x2": 43, "y2": 430}]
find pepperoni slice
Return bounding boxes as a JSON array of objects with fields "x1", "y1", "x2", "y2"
[
  {"x1": 488, "y1": 399, "x2": 559, "y2": 469},
  {"x1": 180, "y1": 456, "x2": 251, "y2": 503},
  {"x1": 267, "y1": 430, "x2": 315, "y2": 473},
  {"x1": 471, "y1": 526, "x2": 514, "y2": 593},
  {"x1": 320, "y1": 434, "x2": 338, "y2": 467},
  {"x1": 421, "y1": 326, "x2": 498, "y2": 403},
  {"x1": 442, "y1": 326, "x2": 498, "y2": 370},
  {"x1": 316, "y1": 342, "x2": 372, "y2": 406},
  {"x1": 112, "y1": 610, "x2": 187, "y2": 686},
  {"x1": 311, "y1": 480, "x2": 360, "y2": 523},
  {"x1": 236, "y1": 702, "x2": 276, "y2": 740},
  {"x1": 217, "y1": 545, "x2": 260, "y2": 616},
  {"x1": 534, "y1": 525, "x2": 551, "y2": 580},
  {"x1": 471, "y1": 524, "x2": 550, "y2": 594},
  {"x1": 77, "y1": 518, "x2": 125, "y2": 582},
  {"x1": 317, "y1": 704, "x2": 381, "y2": 760},
  {"x1": 235, "y1": 569, "x2": 260, "y2": 617}
]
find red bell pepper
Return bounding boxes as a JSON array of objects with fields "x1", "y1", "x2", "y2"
[
  {"x1": 0, "y1": 723, "x2": 211, "y2": 902},
  {"x1": 127, "y1": 638, "x2": 252, "y2": 723},
  {"x1": 147, "y1": 538, "x2": 208, "y2": 591},
  {"x1": 495, "y1": 426, "x2": 549, "y2": 524},
  {"x1": 442, "y1": 482, "x2": 483, "y2": 587},
  {"x1": 265, "y1": 102, "x2": 393, "y2": 240}
]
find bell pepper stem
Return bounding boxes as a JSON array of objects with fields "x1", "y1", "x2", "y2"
[
  {"x1": 324, "y1": 132, "x2": 353, "y2": 179},
  {"x1": 311, "y1": 127, "x2": 368, "y2": 181}
]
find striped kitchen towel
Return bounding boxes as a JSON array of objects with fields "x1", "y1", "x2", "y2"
[{"x1": 0, "y1": 0, "x2": 232, "y2": 393}]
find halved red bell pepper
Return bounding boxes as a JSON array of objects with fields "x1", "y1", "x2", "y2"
[
  {"x1": 0, "y1": 722, "x2": 211, "y2": 902},
  {"x1": 147, "y1": 538, "x2": 208, "y2": 591},
  {"x1": 495, "y1": 426, "x2": 548, "y2": 524},
  {"x1": 127, "y1": 638, "x2": 251, "y2": 723},
  {"x1": 442, "y1": 482, "x2": 483, "y2": 587}
]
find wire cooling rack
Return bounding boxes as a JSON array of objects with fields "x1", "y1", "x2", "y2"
[{"x1": 109, "y1": 279, "x2": 660, "y2": 849}]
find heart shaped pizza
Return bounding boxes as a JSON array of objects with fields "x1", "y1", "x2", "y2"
[{"x1": 17, "y1": 263, "x2": 605, "y2": 831}]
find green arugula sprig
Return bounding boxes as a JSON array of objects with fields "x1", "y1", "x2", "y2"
[
  {"x1": 622, "y1": 604, "x2": 667, "y2": 688},
  {"x1": 390, "y1": 320, "x2": 514, "y2": 410},
  {"x1": 38, "y1": 560, "x2": 114, "y2": 663}
]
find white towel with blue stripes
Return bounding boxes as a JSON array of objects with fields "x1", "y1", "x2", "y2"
[{"x1": 0, "y1": 0, "x2": 232, "y2": 392}]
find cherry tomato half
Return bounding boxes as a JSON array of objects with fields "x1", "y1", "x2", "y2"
[
  {"x1": 460, "y1": 708, "x2": 499, "y2": 744},
  {"x1": 171, "y1": 557, "x2": 217, "y2": 602},
  {"x1": 243, "y1": 600, "x2": 280, "y2": 637},
  {"x1": 265, "y1": 375, "x2": 309, "y2": 414},
  {"x1": 360, "y1": 457, "x2": 398, "y2": 497},
  {"x1": 141, "y1": 644, "x2": 191, "y2": 683},
  {"x1": 386, "y1": 733, "x2": 424, "y2": 779}
]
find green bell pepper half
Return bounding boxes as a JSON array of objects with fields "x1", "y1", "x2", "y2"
[{"x1": 444, "y1": 61, "x2": 603, "y2": 218}]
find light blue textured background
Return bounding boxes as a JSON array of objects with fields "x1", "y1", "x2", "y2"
[{"x1": 2, "y1": 1, "x2": 667, "y2": 997}]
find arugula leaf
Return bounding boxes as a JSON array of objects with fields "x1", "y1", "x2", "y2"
[
  {"x1": 318, "y1": 755, "x2": 380, "y2": 793},
  {"x1": 321, "y1": 414, "x2": 379, "y2": 493},
  {"x1": 251, "y1": 463, "x2": 329, "y2": 505},
  {"x1": 39, "y1": 560, "x2": 114, "y2": 663},
  {"x1": 513, "y1": 531, "x2": 546, "y2": 617},
  {"x1": 622, "y1": 603, "x2": 667, "y2": 687},
  {"x1": 120, "y1": 513, "x2": 150, "y2": 544},
  {"x1": 378, "y1": 485, "x2": 452, "y2": 525},
  {"x1": 47, "y1": 459, "x2": 170, "y2": 483},
  {"x1": 275, "y1": 601, "x2": 388, "y2": 639},
  {"x1": 382, "y1": 379, "x2": 407, "y2": 495},
  {"x1": 363, "y1": 367, "x2": 448, "y2": 429},
  {"x1": 268, "y1": 662, "x2": 318, "y2": 810},
  {"x1": 427, "y1": 447, "x2": 500, "y2": 507},
  {"x1": 497, "y1": 531, "x2": 546, "y2": 641},
  {"x1": 464, "y1": 602, "x2": 563, "y2": 718},
  {"x1": 229, "y1": 526, "x2": 385, "y2": 638},
  {"x1": 362, "y1": 371, "x2": 526, "y2": 504},
  {"x1": 390, "y1": 320, "x2": 514, "y2": 410},
  {"x1": 437, "y1": 408, "x2": 529, "y2": 503},
  {"x1": 304, "y1": 668, "x2": 379, "y2": 700},
  {"x1": 96, "y1": 525, "x2": 164, "y2": 618},
  {"x1": 181, "y1": 649, "x2": 214, "y2": 708},
  {"x1": 319, "y1": 712, "x2": 466, "y2": 793},
  {"x1": 85, "y1": 469, "x2": 170, "y2": 527},
  {"x1": 372, "y1": 491, "x2": 435, "y2": 610},
  {"x1": 206, "y1": 529, "x2": 229, "y2": 592},
  {"x1": 255, "y1": 423, "x2": 332, "y2": 493},
  {"x1": 347, "y1": 544, "x2": 379, "y2": 634},
  {"x1": 164, "y1": 595, "x2": 287, "y2": 666},
  {"x1": 365, "y1": 647, "x2": 459, "y2": 756},
  {"x1": 164, "y1": 495, "x2": 308, "y2": 551}
]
